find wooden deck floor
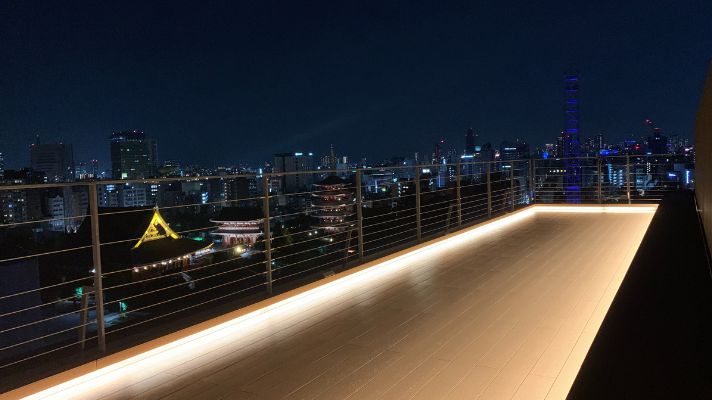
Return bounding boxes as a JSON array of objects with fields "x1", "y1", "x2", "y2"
[{"x1": 15, "y1": 207, "x2": 656, "y2": 400}]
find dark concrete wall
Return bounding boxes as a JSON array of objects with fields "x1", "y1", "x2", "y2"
[{"x1": 696, "y1": 62, "x2": 712, "y2": 253}]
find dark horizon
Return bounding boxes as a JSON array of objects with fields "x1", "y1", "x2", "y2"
[{"x1": 2, "y1": 0, "x2": 711, "y2": 169}]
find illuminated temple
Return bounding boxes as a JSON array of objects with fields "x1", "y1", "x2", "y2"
[
  {"x1": 77, "y1": 206, "x2": 212, "y2": 279},
  {"x1": 209, "y1": 207, "x2": 264, "y2": 248}
]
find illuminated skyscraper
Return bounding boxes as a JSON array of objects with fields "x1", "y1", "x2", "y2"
[
  {"x1": 110, "y1": 130, "x2": 158, "y2": 180},
  {"x1": 563, "y1": 71, "x2": 582, "y2": 203}
]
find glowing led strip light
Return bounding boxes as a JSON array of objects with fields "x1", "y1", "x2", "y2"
[
  {"x1": 19, "y1": 205, "x2": 655, "y2": 399},
  {"x1": 534, "y1": 205, "x2": 657, "y2": 213}
]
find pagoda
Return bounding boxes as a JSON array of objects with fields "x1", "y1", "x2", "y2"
[{"x1": 310, "y1": 176, "x2": 354, "y2": 232}]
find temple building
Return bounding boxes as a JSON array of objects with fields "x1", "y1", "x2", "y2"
[
  {"x1": 76, "y1": 205, "x2": 212, "y2": 281},
  {"x1": 310, "y1": 176, "x2": 354, "y2": 232},
  {"x1": 210, "y1": 207, "x2": 264, "y2": 248}
]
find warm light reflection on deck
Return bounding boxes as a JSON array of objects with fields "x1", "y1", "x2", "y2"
[{"x1": 11, "y1": 205, "x2": 656, "y2": 400}]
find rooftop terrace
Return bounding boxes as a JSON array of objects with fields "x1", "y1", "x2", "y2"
[
  {"x1": 1, "y1": 152, "x2": 710, "y2": 399},
  {"x1": 4, "y1": 204, "x2": 663, "y2": 399}
]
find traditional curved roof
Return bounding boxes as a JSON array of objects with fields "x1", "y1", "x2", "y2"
[
  {"x1": 211, "y1": 207, "x2": 264, "y2": 222},
  {"x1": 76, "y1": 206, "x2": 211, "y2": 268},
  {"x1": 314, "y1": 175, "x2": 349, "y2": 186},
  {"x1": 133, "y1": 206, "x2": 180, "y2": 249},
  {"x1": 127, "y1": 206, "x2": 211, "y2": 264}
]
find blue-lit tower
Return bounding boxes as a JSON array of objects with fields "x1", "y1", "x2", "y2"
[{"x1": 563, "y1": 71, "x2": 582, "y2": 203}]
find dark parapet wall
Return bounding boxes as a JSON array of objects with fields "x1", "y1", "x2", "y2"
[
  {"x1": 567, "y1": 192, "x2": 712, "y2": 399},
  {"x1": 696, "y1": 61, "x2": 712, "y2": 254}
]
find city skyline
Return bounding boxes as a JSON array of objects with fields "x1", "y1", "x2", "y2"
[
  {"x1": 2, "y1": 2, "x2": 711, "y2": 399},
  {"x1": 2, "y1": 1, "x2": 711, "y2": 169},
  {"x1": 0, "y1": 119, "x2": 696, "y2": 175}
]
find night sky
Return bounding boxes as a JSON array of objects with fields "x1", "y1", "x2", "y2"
[{"x1": 1, "y1": 0, "x2": 711, "y2": 169}]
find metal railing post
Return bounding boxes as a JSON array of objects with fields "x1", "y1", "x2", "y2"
[
  {"x1": 355, "y1": 169, "x2": 364, "y2": 262},
  {"x1": 261, "y1": 176, "x2": 273, "y2": 294},
  {"x1": 456, "y1": 163, "x2": 462, "y2": 226},
  {"x1": 415, "y1": 167, "x2": 422, "y2": 241},
  {"x1": 531, "y1": 159, "x2": 536, "y2": 204},
  {"x1": 88, "y1": 183, "x2": 106, "y2": 353},
  {"x1": 510, "y1": 161, "x2": 515, "y2": 210},
  {"x1": 597, "y1": 156, "x2": 602, "y2": 204},
  {"x1": 626, "y1": 155, "x2": 632, "y2": 204},
  {"x1": 486, "y1": 162, "x2": 492, "y2": 217}
]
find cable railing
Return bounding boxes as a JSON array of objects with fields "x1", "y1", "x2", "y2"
[
  {"x1": 0, "y1": 154, "x2": 693, "y2": 392},
  {"x1": 532, "y1": 154, "x2": 693, "y2": 204}
]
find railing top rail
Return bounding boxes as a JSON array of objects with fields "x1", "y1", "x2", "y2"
[{"x1": 0, "y1": 181, "x2": 95, "y2": 191}]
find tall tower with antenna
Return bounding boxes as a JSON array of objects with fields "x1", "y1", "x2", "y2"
[{"x1": 563, "y1": 71, "x2": 582, "y2": 203}]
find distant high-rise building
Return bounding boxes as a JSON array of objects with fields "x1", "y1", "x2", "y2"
[
  {"x1": 500, "y1": 140, "x2": 530, "y2": 162},
  {"x1": 91, "y1": 159, "x2": 99, "y2": 178},
  {"x1": 476, "y1": 143, "x2": 494, "y2": 162},
  {"x1": 562, "y1": 73, "x2": 581, "y2": 158},
  {"x1": 119, "y1": 184, "x2": 148, "y2": 207},
  {"x1": 555, "y1": 133, "x2": 565, "y2": 158},
  {"x1": 74, "y1": 163, "x2": 87, "y2": 180},
  {"x1": 0, "y1": 189, "x2": 27, "y2": 224},
  {"x1": 543, "y1": 143, "x2": 556, "y2": 158},
  {"x1": 433, "y1": 139, "x2": 445, "y2": 164},
  {"x1": 45, "y1": 187, "x2": 88, "y2": 232},
  {"x1": 159, "y1": 160, "x2": 183, "y2": 177},
  {"x1": 562, "y1": 71, "x2": 582, "y2": 203},
  {"x1": 648, "y1": 129, "x2": 667, "y2": 154},
  {"x1": 97, "y1": 183, "x2": 148, "y2": 208},
  {"x1": 444, "y1": 145, "x2": 459, "y2": 164},
  {"x1": 460, "y1": 142, "x2": 493, "y2": 182},
  {"x1": 329, "y1": 144, "x2": 337, "y2": 171},
  {"x1": 622, "y1": 136, "x2": 643, "y2": 154},
  {"x1": 273, "y1": 152, "x2": 315, "y2": 193},
  {"x1": 0, "y1": 168, "x2": 43, "y2": 223},
  {"x1": 582, "y1": 133, "x2": 605, "y2": 155},
  {"x1": 74, "y1": 161, "x2": 99, "y2": 180},
  {"x1": 336, "y1": 156, "x2": 351, "y2": 178},
  {"x1": 668, "y1": 135, "x2": 688, "y2": 154},
  {"x1": 464, "y1": 128, "x2": 477, "y2": 155},
  {"x1": 29, "y1": 136, "x2": 74, "y2": 182},
  {"x1": 645, "y1": 120, "x2": 668, "y2": 155},
  {"x1": 110, "y1": 130, "x2": 157, "y2": 180},
  {"x1": 225, "y1": 177, "x2": 256, "y2": 202},
  {"x1": 46, "y1": 194, "x2": 65, "y2": 231},
  {"x1": 595, "y1": 133, "x2": 605, "y2": 152},
  {"x1": 0, "y1": 152, "x2": 4, "y2": 180}
]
